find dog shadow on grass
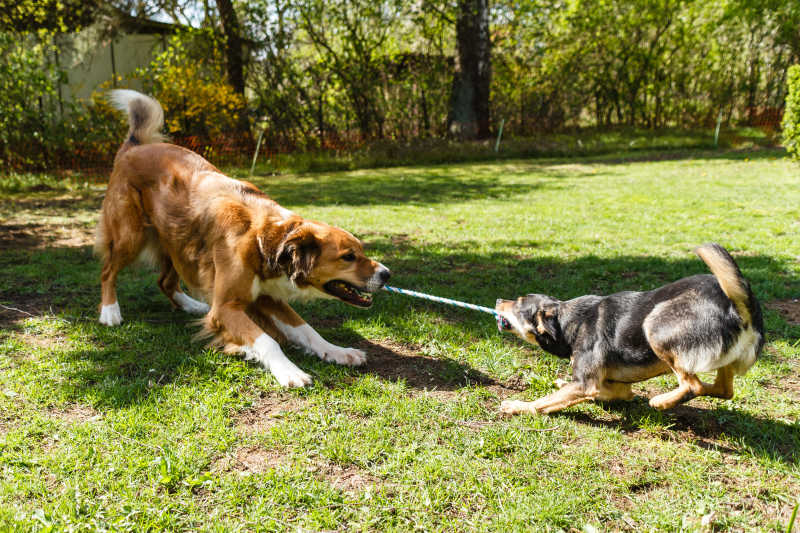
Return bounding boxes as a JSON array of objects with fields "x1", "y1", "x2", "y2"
[
  {"x1": 48, "y1": 324, "x2": 497, "y2": 409},
  {"x1": 353, "y1": 337, "x2": 500, "y2": 391},
  {"x1": 555, "y1": 398, "x2": 800, "y2": 465}
]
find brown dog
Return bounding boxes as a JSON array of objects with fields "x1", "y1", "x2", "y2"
[{"x1": 96, "y1": 90, "x2": 390, "y2": 387}]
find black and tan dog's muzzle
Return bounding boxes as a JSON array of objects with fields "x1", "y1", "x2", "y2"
[{"x1": 495, "y1": 299, "x2": 514, "y2": 332}]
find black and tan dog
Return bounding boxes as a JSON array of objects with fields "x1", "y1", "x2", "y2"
[{"x1": 495, "y1": 244, "x2": 763, "y2": 415}]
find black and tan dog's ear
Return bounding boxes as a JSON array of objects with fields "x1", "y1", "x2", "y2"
[
  {"x1": 535, "y1": 306, "x2": 559, "y2": 340},
  {"x1": 270, "y1": 226, "x2": 321, "y2": 285}
]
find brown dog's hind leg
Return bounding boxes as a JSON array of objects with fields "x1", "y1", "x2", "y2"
[
  {"x1": 157, "y1": 255, "x2": 181, "y2": 308},
  {"x1": 97, "y1": 201, "x2": 147, "y2": 325},
  {"x1": 156, "y1": 256, "x2": 209, "y2": 315}
]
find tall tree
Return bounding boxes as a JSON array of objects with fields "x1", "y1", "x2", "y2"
[
  {"x1": 216, "y1": 0, "x2": 250, "y2": 134},
  {"x1": 217, "y1": 0, "x2": 245, "y2": 95},
  {"x1": 447, "y1": 0, "x2": 491, "y2": 139}
]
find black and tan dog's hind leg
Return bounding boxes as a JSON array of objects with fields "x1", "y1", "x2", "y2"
[
  {"x1": 500, "y1": 379, "x2": 634, "y2": 415},
  {"x1": 644, "y1": 298, "x2": 746, "y2": 410},
  {"x1": 648, "y1": 356, "x2": 737, "y2": 410},
  {"x1": 647, "y1": 243, "x2": 761, "y2": 410}
]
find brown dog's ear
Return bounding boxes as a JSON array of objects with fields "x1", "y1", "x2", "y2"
[
  {"x1": 269, "y1": 226, "x2": 320, "y2": 285},
  {"x1": 535, "y1": 306, "x2": 559, "y2": 340}
]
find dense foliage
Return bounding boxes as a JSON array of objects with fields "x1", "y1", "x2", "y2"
[
  {"x1": 1, "y1": 0, "x2": 799, "y2": 171},
  {"x1": 144, "y1": 31, "x2": 247, "y2": 138},
  {"x1": 782, "y1": 65, "x2": 800, "y2": 160}
]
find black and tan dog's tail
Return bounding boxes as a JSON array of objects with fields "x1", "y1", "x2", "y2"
[
  {"x1": 109, "y1": 89, "x2": 166, "y2": 157},
  {"x1": 694, "y1": 243, "x2": 753, "y2": 324}
]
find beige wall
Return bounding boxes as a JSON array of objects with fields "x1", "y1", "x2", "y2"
[{"x1": 60, "y1": 32, "x2": 166, "y2": 102}]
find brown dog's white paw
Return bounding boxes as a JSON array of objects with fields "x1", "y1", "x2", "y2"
[
  {"x1": 173, "y1": 291, "x2": 210, "y2": 315},
  {"x1": 322, "y1": 347, "x2": 367, "y2": 366},
  {"x1": 99, "y1": 302, "x2": 123, "y2": 326},
  {"x1": 270, "y1": 359, "x2": 313, "y2": 388}
]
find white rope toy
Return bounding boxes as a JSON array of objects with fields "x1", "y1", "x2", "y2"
[{"x1": 382, "y1": 285, "x2": 511, "y2": 330}]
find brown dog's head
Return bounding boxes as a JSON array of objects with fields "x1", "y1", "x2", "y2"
[
  {"x1": 264, "y1": 219, "x2": 390, "y2": 308},
  {"x1": 495, "y1": 295, "x2": 567, "y2": 356}
]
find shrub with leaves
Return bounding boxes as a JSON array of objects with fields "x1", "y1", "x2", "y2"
[
  {"x1": 142, "y1": 31, "x2": 247, "y2": 138},
  {"x1": 783, "y1": 65, "x2": 800, "y2": 161},
  {"x1": 0, "y1": 32, "x2": 60, "y2": 169}
]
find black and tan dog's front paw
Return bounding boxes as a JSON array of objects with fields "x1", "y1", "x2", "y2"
[{"x1": 500, "y1": 399, "x2": 539, "y2": 415}]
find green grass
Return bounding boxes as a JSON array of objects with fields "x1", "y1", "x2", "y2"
[{"x1": 1, "y1": 147, "x2": 799, "y2": 531}]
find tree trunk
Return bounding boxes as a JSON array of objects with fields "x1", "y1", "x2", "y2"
[
  {"x1": 217, "y1": 0, "x2": 250, "y2": 135},
  {"x1": 447, "y1": 0, "x2": 491, "y2": 140},
  {"x1": 419, "y1": 83, "x2": 430, "y2": 137}
]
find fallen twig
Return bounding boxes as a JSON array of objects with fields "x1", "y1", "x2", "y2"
[{"x1": 0, "y1": 303, "x2": 35, "y2": 316}]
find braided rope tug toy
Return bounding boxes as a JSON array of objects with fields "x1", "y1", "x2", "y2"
[{"x1": 382, "y1": 285, "x2": 511, "y2": 331}]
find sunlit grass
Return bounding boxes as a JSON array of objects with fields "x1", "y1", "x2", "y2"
[{"x1": 0, "y1": 148, "x2": 798, "y2": 531}]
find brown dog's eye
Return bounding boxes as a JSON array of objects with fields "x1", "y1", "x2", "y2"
[{"x1": 341, "y1": 252, "x2": 356, "y2": 262}]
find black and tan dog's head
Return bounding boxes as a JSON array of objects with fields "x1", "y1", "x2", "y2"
[{"x1": 496, "y1": 295, "x2": 569, "y2": 356}]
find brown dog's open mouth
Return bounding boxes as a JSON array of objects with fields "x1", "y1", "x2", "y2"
[{"x1": 323, "y1": 280, "x2": 374, "y2": 308}]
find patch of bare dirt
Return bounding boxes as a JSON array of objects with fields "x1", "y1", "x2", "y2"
[
  {"x1": 211, "y1": 446, "x2": 382, "y2": 492},
  {"x1": 234, "y1": 394, "x2": 306, "y2": 434},
  {"x1": 48, "y1": 404, "x2": 102, "y2": 423},
  {"x1": 718, "y1": 487, "x2": 800, "y2": 529},
  {"x1": 763, "y1": 378, "x2": 800, "y2": 400},
  {"x1": 0, "y1": 222, "x2": 94, "y2": 250},
  {"x1": 213, "y1": 446, "x2": 287, "y2": 475},
  {"x1": 313, "y1": 461, "x2": 381, "y2": 492},
  {"x1": 0, "y1": 327, "x2": 40, "y2": 363},
  {"x1": 0, "y1": 294, "x2": 53, "y2": 326},
  {"x1": 17, "y1": 332, "x2": 57, "y2": 350},
  {"x1": 604, "y1": 448, "x2": 671, "y2": 493},
  {"x1": 11, "y1": 328, "x2": 70, "y2": 353},
  {"x1": 765, "y1": 299, "x2": 800, "y2": 325}
]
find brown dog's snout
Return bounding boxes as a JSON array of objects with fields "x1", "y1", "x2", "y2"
[{"x1": 366, "y1": 263, "x2": 391, "y2": 292}]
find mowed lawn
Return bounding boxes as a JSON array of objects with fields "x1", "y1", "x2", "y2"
[{"x1": 1, "y1": 149, "x2": 799, "y2": 531}]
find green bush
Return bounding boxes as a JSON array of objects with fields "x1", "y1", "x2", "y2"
[
  {"x1": 0, "y1": 31, "x2": 124, "y2": 173},
  {"x1": 782, "y1": 65, "x2": 800, "y2": 160}
]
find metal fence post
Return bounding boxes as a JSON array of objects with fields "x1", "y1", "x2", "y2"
[{"x1": 250, "y1": 128, "x2": 266, "y2": 176}]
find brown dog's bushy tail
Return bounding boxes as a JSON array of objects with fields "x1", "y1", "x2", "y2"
[
  {"x1": 695, "y1": 243, "x2": 753, "y2": 324},
  {"x1": 109, "y1": 89, "x2": 166, "y2": 155}
]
